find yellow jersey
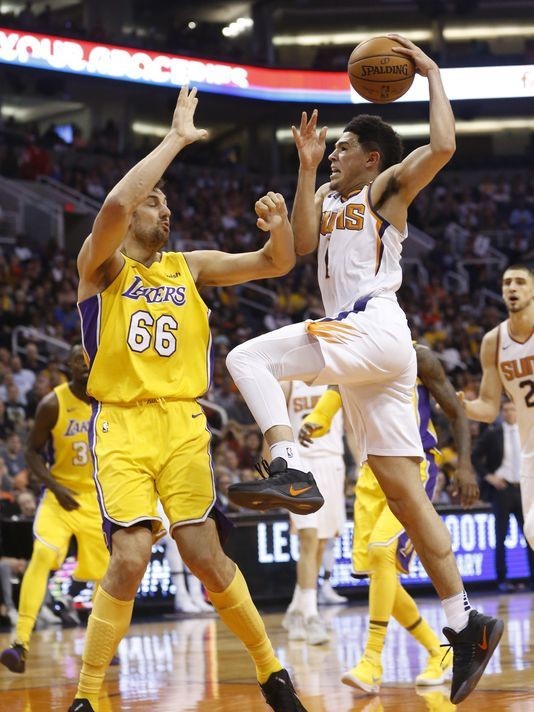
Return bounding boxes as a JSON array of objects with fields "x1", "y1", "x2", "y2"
[
  {"x1": 48, "y1": 383, "x2": 94, "y2": 493},
  {"x1": 78, "y1": 252, "x2": 212, "y2": 403}
]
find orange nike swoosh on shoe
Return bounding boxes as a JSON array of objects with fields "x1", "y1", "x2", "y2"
[
  {"x1": 478, "y1": 626, "x2": 488, "y2": 650},
  {"x1": 289, "y1": 484, "x2": 313, "y2": 496}
]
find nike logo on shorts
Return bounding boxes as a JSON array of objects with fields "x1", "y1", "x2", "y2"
[{"x1": 192, "y1": 412, "x2": 203, "y2": 418}]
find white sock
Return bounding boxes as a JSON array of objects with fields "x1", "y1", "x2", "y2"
[
  {"x1": 442, "y1": 590, "x2": 471, "y2": 632},
  {"x1": 270, "y1": 441, "x2": 304, "y2": 470},
  {"x1": 287, "y1": 584, "x2": 302, "y2": 614},
  {"x1": 300, "y1": 588, "x2": 319, "y2": 619}
]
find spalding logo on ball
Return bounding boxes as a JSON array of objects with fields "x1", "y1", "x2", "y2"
[{"x1": 348, "y1": 36, "x2": 415, "y2": 103}]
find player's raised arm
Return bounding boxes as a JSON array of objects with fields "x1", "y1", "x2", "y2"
[
  {"x1": 185, "y1": 192, "x2": 296, "y2": 287},
  {"x1": 464, "y1": 328, "x2": 503, "y2": 423},
  {"x1": 372, "y1": 35, "x2": 455, "y2": 210},
  {"x1": 291, "y1": 110, "x2": 330, "y2": 255},
  {"x1": 78, "y1": 86, "x2": 207, "y2": 282}
]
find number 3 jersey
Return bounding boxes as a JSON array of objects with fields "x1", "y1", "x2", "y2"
[
  {"x1": 48, "y1": 383, "x2": 93, "y2": 492},
  {"x1": 497, "y1": 319, "x2": 534, "y2": 460},
  {"x1": 78, "y1": 252, "x2": 212, "y2": 403}
]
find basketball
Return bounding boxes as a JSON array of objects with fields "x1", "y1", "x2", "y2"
[{"x1": 348, "y1": 36, "x2": 415, "y2": 103}]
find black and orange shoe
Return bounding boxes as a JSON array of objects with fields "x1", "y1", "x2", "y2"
[
  {"x1": 260, "y1": 668, "x2": 308, "y2": 711},
  {"x1": 0, "y1": 642, "x2": 27, "y2": 673},
  {"x1": 443, "y1": 609, "x2": 504, "y2": 704},
  {"x1": 228, "y1": 458, "x2": 324, "y2": 515},
  {"x1": 67, "y1": 700, "x2": 95, "y2": 712}
]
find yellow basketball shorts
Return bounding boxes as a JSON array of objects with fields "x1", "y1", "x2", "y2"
[
  {"x1": 90, "y1": 399, "x2": 215, "y2": 548},
  {"x1": 352, "y1": 451, "x2": 438, "y2": 575},
  {"x1": 33, "y1": 488, "x2": 109, "y2": 581}
]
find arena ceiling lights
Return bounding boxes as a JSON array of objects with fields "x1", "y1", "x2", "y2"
[{"x1": 0, "y1": 28, "x2": 533, "y2": 104}]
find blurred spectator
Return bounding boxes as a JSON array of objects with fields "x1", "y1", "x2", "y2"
[
  {"x1": 10, "y1": 355, "x2": 35, "y2": 402},
  {"x1": 0, "y1": 433, "x2": 28, "y2": 489}
]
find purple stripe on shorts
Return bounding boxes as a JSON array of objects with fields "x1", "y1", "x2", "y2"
[
  {"x1": 396, "y1": 451, "x2": 439, "y2": 573},
  {"x1": 78, "y1": 294, "x2": 100, "y2": 363}
]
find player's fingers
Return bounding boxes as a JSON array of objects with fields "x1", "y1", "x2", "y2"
[
  {"x1": 308, "y1": 109, "x2": 318, "y2": 130},
  {"x1": 300, "y1": 112, "x2": 308, "y2": 132},
  {"x1": 387, "y1": 33, "x2": 415, "y2": 48},
  {"x1": 319, "y1": 126, "x2": 328, "y2": 143},
  {"x1": 256, "y1": 217, "x2": 269, "y2": 232}
]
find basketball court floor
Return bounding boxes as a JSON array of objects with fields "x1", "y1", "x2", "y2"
[{"x1": 0, "y1": 591, "x2": 532, "y2": 711}]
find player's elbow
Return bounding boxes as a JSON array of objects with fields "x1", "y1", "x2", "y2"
[
  {"x1": 271, "y1": 251, "x2": 296, "y2": 276},
  {"x1": 432, "y1": 140, "x2": 456, "y2": 163}
]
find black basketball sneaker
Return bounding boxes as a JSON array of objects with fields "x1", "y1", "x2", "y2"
[
  {"x1": 443, "y1": 609, "x2": 504, "y2": 704},
  {"x1": 260, "y1": 668, "x2": 308, "y2": 711},
  {"x1": 227, "y1": 457, "x2": 324, "y2": 515}
]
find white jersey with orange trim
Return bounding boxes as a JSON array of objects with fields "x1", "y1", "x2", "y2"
[
  {"x1": 497, "y1": 320, "x2": 534, "y2": 460},
  {"x1": 287, "y1": 381, "x2": 344, "y2": 459},
  {"x1": 318, "y1": 184, "x2": 406, "y2": 316}
]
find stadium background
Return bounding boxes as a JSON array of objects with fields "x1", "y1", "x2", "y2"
[{"x1": 0, "y1": 0, "x2": 533, "y2": 617}]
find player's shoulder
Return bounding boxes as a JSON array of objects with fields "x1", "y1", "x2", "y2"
[{"x1": 481, "y1": 324, "x2": 501, "y2": 346}]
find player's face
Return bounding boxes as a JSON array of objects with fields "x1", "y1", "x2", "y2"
[
  {"x1": 328, "y1": 132, "x2": 371, "y2": 193},
  {"x1": 501, "y1": 401, "x2": 517, "y2": 424},
  {"x1": 131, "y1": 189, "x2": 171, "y2": 249},
  {"x1": 502, "y1": 269, "x2": 534, "y2": 314},
  {"x1": 69, "y1": 348, "x2": 89, "y2": 387}
]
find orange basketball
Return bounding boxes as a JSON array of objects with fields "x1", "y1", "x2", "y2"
[{"x1": 348, "y1": 36, "x2": 415, "y2": 103}]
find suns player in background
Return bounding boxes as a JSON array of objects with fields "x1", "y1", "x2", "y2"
[
  {"x1": 462, "y1": 264, "x2": 534, "y2": 553},
  {"x1": 301, "y1": 344, "x2": 478, "y2": 693},
  {"x1": 275, "y1": 381, "x2": 346, "y2": 646},
  {"x1": 68, "y1": 86, "x2": 306, "y2": 712},
  {"x1": 0, "y1": 345, "x2": 110, "y2": 674},
  {"x1": 226, "y1": 34, "x2": 503, "y2": 704}
]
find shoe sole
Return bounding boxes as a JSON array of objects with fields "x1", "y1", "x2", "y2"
[
  {"x1": 340, "y1": 671, "x2": 380, "y2": 695},
  {"x1": 0, "y1": 650, "x2": 25, "y2": 673},
  {"x1": 307, "y1": 634, "x2": 330, "y2": 645},
  {"x1": 451, "y1": 619, "x2": 505, "y2": 704},
  {"x1": 228, "y1": 489, "x2": 324, "y2": 514}
]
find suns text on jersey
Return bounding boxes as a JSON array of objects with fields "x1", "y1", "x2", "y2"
[
  {"x1": 122, "y1": 276, "x2": 187, "y2": 305},
  {"x1": 64, "y1": 419, "x2": 89, "y2": 436},
  {"x1": 500, "y1": 355, "x2": 534, "y2": 381}
]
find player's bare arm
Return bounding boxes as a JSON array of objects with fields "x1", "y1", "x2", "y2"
[
  {"x1": 186, "y1": 192, "x2": 296, "y2": 287},
  {"x1": 291, "y1": 110, "x2": 330, "y2": 255},
  {"x1": 370, "y1": 36, "x2": 455, "y2": 228},
  {"x1": 416, "y1": 345, "x2": 479, "y2": 507},
  {"x1": 78, "y1": 85, "x2": 207, "y2": 298},
  {"x1": 25, "y1": 393, "x2": 80, "y2": 511},
  {"x1": 463, "y1": 327, "x2": 503, "y2": 423}
]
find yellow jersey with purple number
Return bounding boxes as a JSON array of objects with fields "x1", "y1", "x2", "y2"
[
  {"x1": 78, "y1": 252, "x2": 212, "y2": 403},
  {"x1": 48, "y1": 383, "x2": 93, "y2": 493}
]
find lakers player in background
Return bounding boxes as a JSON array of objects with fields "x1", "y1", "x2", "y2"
[
  {"x1": 0, "y1": 345, "x2": 109, "y2": 674},
  {"x1": 225, "y1": 34, "x2": 503, "y2": 704},
  {"x1": 300, "y1": 344, "x2": 478, "y2": 695},
  {"x1": 68, "y1": 85, "x2": 306, "y2": 712},
  {"x1": 462, "y1": 264, "x2": 534, "y2": 552}
]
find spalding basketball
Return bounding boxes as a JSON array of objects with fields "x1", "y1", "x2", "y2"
[{"x1": 348, "y1": 36, "x2": 415, "y2": 103}]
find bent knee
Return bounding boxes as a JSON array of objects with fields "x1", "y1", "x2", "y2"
[
  {"x1": 226, "y1": 342, "x2": 256, "y2": 377},
  {"x1": 368, "y1": 542, "x2": 396, "y2": 568},
  {"x1": 32, "y1": 541, "x2": 59, "y2": 568}
]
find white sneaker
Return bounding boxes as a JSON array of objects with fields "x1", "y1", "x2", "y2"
[
  {"x1": 287, "y1": 612, "x2": 306, "y2": 641},
  {"x1": 37, "y1": 604, "x2": 61, "y2": 626},
  {"x1": 305, "y1": 615, "x2": 330, "y2": 645},
  {"x1": 174, "y1": 595, "x2": 200, "y2": 614},
  {"x1": 191, "y1": 597, "x2": 213, "y2": 614},
  {"x1": 318, "y1": 581, "x2": 348, "y2": 605},
  {"x1": 7, "y1": 608, "x2": 18, "y2": 626}
]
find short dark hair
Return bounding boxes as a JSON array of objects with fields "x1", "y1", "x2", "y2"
[
  {"x1": 503, "y1": 263, "x2": 534, "y2": 280},
  {"x1": 343, "y1": 114, "x2": 403, "y2": 171}
]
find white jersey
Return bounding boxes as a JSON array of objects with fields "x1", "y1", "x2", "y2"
[
  {"x1": 318, "y1": 184, "x2": 407, "y2": 316},
  {"x1": 287, "y1": 381, "x2": 344, "y2": 459},
  {"x1": 497, "y1": 321, "x2": 534, "y2": 459}
]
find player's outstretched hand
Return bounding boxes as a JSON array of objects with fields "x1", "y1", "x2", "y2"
[
  {"x1": 298, "y1": 421, "x2": 322, "y2": 447},
  {"x1": 171, "y1": 85, "x2": 208, "y2": 145},
  {"x1": 255, "y1": 192, "x2": 288, "y2": 232},
  {"x1": 52, "y1": 484, "x2": 80, "y2": 511},
  {"x1": 291, "y1": 109, "x2": 328, "y2": 170},
  {"x1": 388, "y1": 33, "x2": 438, "y2": 76},
  {"x1": 450, "y1": 465, "x2": 480, "y2": 509}
]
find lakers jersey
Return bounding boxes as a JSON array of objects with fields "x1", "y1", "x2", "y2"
[
  {"x1": 414, "y1": 376, "x2": 438, "y2": 453},
  {"x1": 497, "y1": 320, "x2": 534, "y2": 457},
  {"x1": 48, "y1": 383, "x2": 93, "y2": 493},
  {"x1": 318, "y1": 184, "x2": 406, "y2": 317},
  {"x1": 78, "y1": 252, "x2": 212, "y2": 403},
  {"x1": 287, "y1": 381, "x2": 344, "y2": 458}
]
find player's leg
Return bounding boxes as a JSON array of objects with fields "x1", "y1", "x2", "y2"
[
  {"x1": 71, "y1": 524, "x2": 153, "y2": 711},
  {"x1": 520, "y1": 460, "x2": 534, "y2": 550},
  {"x1": 1, "y1": 492, "x2": 72, "y2": 673},
  {"x1": 174, "y1": 518, "x2": 307, "y2": 710}
]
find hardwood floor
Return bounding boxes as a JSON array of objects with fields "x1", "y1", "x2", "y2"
[{"x1": 0, "y1": 591, "x2": 532, "y2": 711}]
